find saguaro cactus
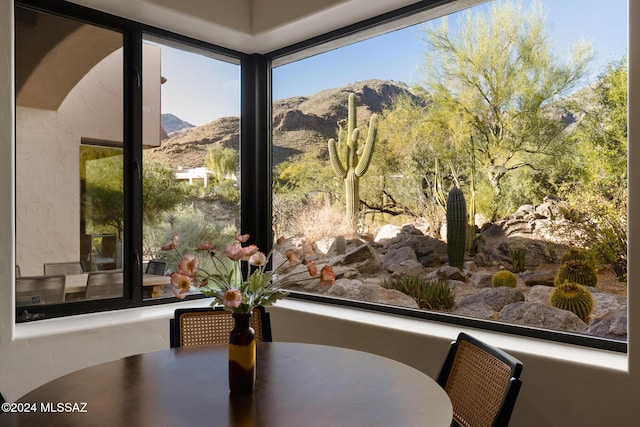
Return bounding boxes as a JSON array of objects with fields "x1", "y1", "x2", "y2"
[
  {"x1": 446, "y1": 186, "x2": 467, "y2": 269},
  {"x1": 328, "y1": 93, "x2": 378, "y2": 230}
]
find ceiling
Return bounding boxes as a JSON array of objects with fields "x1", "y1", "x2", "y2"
[{"x1": 68, "y1": 0, "x2": 444, "y2": 53}]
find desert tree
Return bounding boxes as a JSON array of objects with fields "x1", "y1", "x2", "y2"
[{"x1": 420, "y1": 0, "x2": 592, "y2": 220}]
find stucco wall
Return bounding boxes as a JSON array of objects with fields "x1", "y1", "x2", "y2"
[
  {"x1": 1, "y1": 2, "x2": 638, "y2": 426},
  {"x1": 15, "y1": 44, "x2": 160, "y2": 276}
]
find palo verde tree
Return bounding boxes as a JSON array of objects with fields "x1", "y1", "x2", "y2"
[{"x1": 421, "y1": 0, "x2": 592, "y2": 220}]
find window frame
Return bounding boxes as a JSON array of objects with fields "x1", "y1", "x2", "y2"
[
  {"x1": 15, "y1": 0, "x2": 628, "y2": 353},
  {"x1": 14, "y1": 0, "x2": 251, "y2": 320},
  {"x1": 264, "y1": 0, "x2": 628, "y2": 353}
]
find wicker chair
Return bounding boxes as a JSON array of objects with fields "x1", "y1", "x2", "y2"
[
  {"x1": 170, "y1": 306, "x2": 272, "y2": 348},
  {"x1": 437, "y1": 333, "x2": 523, "y2": 427}
]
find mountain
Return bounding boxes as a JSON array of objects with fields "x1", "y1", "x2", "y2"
[
  {"x1": 161, "y1": 113, "x2": 196, "y2": 136},
  {"x1": 146, "y1": 80, "x2": 422, "y2": 168}
]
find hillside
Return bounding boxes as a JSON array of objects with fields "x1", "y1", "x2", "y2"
[{"x1": 145, "y1": 79, "x2": 422, "y2": 168}]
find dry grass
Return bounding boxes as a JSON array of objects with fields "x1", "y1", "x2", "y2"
[{"x1": 297, "y1": 203, "x2": 353, "y2": 243}]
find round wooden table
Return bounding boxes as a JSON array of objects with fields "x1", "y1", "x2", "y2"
[{"x1": 3, "y1": 342, "x2": 452, "y2": 426}]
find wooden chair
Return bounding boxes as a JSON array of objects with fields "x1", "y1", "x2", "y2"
[
  {"x1": 16, "y1": 275, "x2": 66, "y2": 306},
  {"x1": 145, "y1": 260, "x2": 167, "y2": 276},
  {"x1": 85, "y1": 270, "x2": 124, "y2": 300},
  {"x1": 437, "y1": 333, "x2": 523, "y2": 427},
  {"x1": 43, "y1": 261, "x2": 85, "y2": 276},
  {"x1": 170, "y1": 306, "x2": 272, "y2": 348},
  {"x1": 15, "y1": 265, "x2": 21, "y2": 278}
]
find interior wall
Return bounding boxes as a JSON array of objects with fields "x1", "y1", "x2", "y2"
[{"x1": 1, "y1": 2, "x2": 638, "y2": 426}]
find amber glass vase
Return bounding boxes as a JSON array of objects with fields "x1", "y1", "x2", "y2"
[{"x1": 228, "y1": 312, "x2": 256, "y2": 394}]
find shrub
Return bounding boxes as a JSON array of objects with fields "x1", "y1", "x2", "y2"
[
  {"x1": 491, "y1": 270, "x2": 518, "y2": 288},
  {"x1": 383, "y1": 276, "x2": 455, "y2": 310}
]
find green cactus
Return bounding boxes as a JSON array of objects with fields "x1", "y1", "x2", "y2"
[
  {"x1": 333, "y1": 235, "x2": 346, "y2": 255},
  {"x1": 550, "y1": 282, "x2": 594, "y2": 322},
  {"x1": 560, "y1": 247, "x2": 596, "y2": 268},
  {"x1": 554, "y1": 259, "x2": 598, "y2": 287},
  {"x1": 492, "y1": 270, "x2": 518, "y2": 288},
  {"x1": 328, "y1": 93, "x2": 378, "y2": 231},
  {"x1": 446, "y1": 186, "x2": 467, "y2": 269},
  {"x1": 510, "y1": 248, "x2": 526, "y2": 273}
]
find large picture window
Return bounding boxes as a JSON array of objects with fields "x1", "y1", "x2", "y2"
[
  {"x1": 271, "y1": 0, "x2": 628, "y2": 350},
  {"x1": 14, "y1": 2, "x2": 244, "y2": 320}
]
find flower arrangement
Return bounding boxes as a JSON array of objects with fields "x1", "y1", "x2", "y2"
[{"x1": 162, "y1": 232, "x2": 335, "y2": 313}]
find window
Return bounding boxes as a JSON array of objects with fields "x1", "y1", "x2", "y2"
[
  {"x1": 14, "y1": 1, "x2": 244, "y2": 320},
  {"x1": 271, "y1": 0, "x2": 628, "y2": 351},
  {"x1": 141, "y1": 36, "x2": 241, "y2": 298},
  {"x1": 16, "y1": 8, "x2": 125, "y2": 314}
]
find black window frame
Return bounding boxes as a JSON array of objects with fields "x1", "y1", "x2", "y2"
[
  {"x1": 14, "y1": 0, "x2": 253, "y2": 320},
  {"x1": 14, "y1": 0, "x2": 627, "y2": 354},
  {"x1": 265, "y1": 0, "x2": 628, "y2": 353}
]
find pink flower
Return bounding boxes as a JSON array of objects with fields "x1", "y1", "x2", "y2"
[
  {"x1": 320, "y1": 265, "x2": 335, "y2": 288},
  {"x1": 235, "y1": 233, "x2": 250, "y2": 243},
  {"x1": 161, "y1": 233, "x2": 179, "y2": 251},
  {"x1": 198, "y1": 242, "x2": 215, "y2": 251},
  {"x1": 306, "y1": 260, "x2": 318, "y2": 277},
  {"x1": 224, "y1": 241, "x2": 244, "y2": 261},
  {"x1": 241, "y1": 244, "x2": 259, "y2": 261},
  {"x1": 171, "y1": 272, "x2": 192, "y2": 299},
  {"x1": 286, "y1": 249, "x2": 299, "y2": 265},
  {"x1": 248, "y1": 251, "x2": 267, "y2": 266},
  {"x1": 223, "y1": 289, "x2": 243, "y2": 308},
  {"x1": 177, "y1": 254, "x2": 200, "y2": 277}
]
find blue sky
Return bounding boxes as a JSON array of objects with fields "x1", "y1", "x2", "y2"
[{"x1": 159, "y1": 0, "x2": 628, "y2": 125}]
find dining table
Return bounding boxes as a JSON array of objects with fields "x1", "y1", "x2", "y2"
[
  {"x1": 1, "y1": 342, "x2": 453, "y2": 426},
  {"x1": 62, "y1": 273, "x2": 169, "y2": 298}
]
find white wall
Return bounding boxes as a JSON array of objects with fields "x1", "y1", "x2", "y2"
[
  {"x1": 15, "y1": 44, "x2": 161, "y2": 276},
  {"x1": 1, "y1": 2, "x2": 638, "y2": 426}
]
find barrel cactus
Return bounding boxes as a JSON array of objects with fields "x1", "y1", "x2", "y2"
[
  {"x1": 560, "y1": 247, "x2": 596, "y2": 268},
  {"x1": 446, "y1": 187, "x2": 467, "y2": 269},
  {"x1": 328, "y1": 93, "x2": 377, "y2": 231},
  {"x1": 491, "y1": 270, "x2": 518, "y2": 288},
  {"x1": 550, "y1": 282, "x2": 594, "y2": 322},
  {"x1": 554, "y1": 259, "x2": 598, "y2": 287}
]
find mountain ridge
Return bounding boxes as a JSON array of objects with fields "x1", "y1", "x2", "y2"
[{"x1": 147, "y1": 79, "x2": 421, "y2": 168}]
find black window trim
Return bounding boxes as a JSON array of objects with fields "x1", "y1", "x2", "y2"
[
  {"x1": 14, "y1": 0, "x2": 248, "y2": 320},
  {"x1": 264, "y1": 0, "x2": 627, "y2": 353},
  {"x1": 15, "y1": 0, "x2": 628, "y2": 354}
]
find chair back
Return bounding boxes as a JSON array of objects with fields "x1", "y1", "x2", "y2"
[
  {"x1": 44, "y1": 261, "x2": 85, "y2": 276},
  {"x1": 85, "y1": 270, "x2": 124, "y2": 300},
  {"x1": 145, "y1": 260, "x2": 167, "y2": 276},
  {"x1": 437, "y1": 333, "x2": 523, "y2": 427},
  {"x1": 171, "y1": 306, "x2": 272, "y2": 348},
  {"x1": 16, "y1": 275, "x2": 66, "y2": 306},
  {"x1": 15, "y1": 265, "x2": 21, "y2": 278}
]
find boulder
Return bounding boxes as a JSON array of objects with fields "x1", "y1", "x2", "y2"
[
  {"x1": 374, "y1": 224, "x2": 402, "y2": 242},
  {"x1": 498, "y1": 302, "x2": 587, "y2": 333},
  {"x1": 427, "y1": 265, "x2": 466, "y2": 282},
  {"x1": 336, "y1": 244, "x2": 381, "y2": 274},
  {"x1": 469, "y1": 271, "x2": 494, "y2": 288},
  {"x1": 451, "y1": 303, "x2": 496, "y2": 320},
  {"x1": 458, "y1": 287, "x2": 525, "y2": 312},
  {"x1": 585, "y1": 307, "x2": 627, "y2": 340},
  {"x1": 328, "y1": 278, "x2": 419, "y2": 309},
  {"x1": 521, "y1": 268, "x2": 557, "y2": 286}
]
